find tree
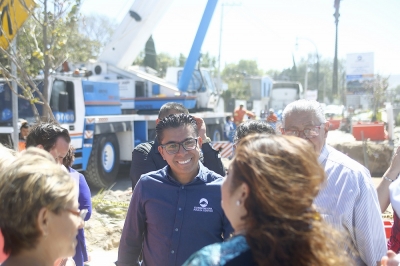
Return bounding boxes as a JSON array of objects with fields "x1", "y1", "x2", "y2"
[
  {"x1": 157, "y1": 52, "x2": 176, "y2": 78},
  {"x1": 143, "y1": 36, "x2": 157, "y2": 70},
  {"x1": 0, "y1": 0, "x2": 82, "y2": 120},
  {"x1": 363, "y1": 74, "x2": 389, "y2": 120},
  {"x1": 79, "y1": 14, "x2": 117, "y2": 50},
  {"x1": 221, "y1": 59, "x2": 263, "y2": 102},
  {"x1": 0, "y1": 1, "x2": 110, "y2": 121},
  {"x1": 178, "y1": 53, "x2": 187, "y2": 67}
]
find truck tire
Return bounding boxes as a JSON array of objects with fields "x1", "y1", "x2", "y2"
[
  {"x1": 210, "y1": 125, "x2": 223, "y2": 141},
  {"x1": 85, "y1": 134, "x2": 120, "y2": 188}
]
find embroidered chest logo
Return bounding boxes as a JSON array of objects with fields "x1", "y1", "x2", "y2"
[{"x1": 193, "y1": 198, "x2": 213, "y2": 212}]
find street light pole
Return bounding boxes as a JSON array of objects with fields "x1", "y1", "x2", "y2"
[
  {"x1": 332, "y1": 0, "x2": 341, "y2": 96},
  {"x1": 296, "y1": 37, "x2": 319, "y2": 100},
  {"x1": 217, "y1": 2, "x2": 240, "y2": 91},
  {"x1": 217, "y1": 3, "x2": 224, "y2": 92}
]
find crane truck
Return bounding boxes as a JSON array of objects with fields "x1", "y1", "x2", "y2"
[{"x1": 0, "y1": 0, "x2": 230, "y2": 188}]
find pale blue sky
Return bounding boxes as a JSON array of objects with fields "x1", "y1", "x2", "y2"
[{"x1": 80, "y1": 0, "x2": 400, "y2": 75}]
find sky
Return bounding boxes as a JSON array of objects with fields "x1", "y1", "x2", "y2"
[{"x1": 80, "y1": 0, "x2": 400, "y2": 76}]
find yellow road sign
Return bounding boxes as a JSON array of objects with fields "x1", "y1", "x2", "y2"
[{"x1": 0, "y1": 0, "x2": 36, "y2": 49}]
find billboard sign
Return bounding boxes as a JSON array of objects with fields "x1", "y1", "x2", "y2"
[{"x1": 346, "y1": 53, "x2": 374, "y2": 94}]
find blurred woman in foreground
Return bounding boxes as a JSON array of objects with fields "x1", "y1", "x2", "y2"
[
  {"x1": 184, "y1": 134, "x2": 351, "y2": 266},
  {"x1": 0, "y1": 148, "x2": 83, "y2": 266},
  {"x1": 0, "y1": 144, "x2": 18, "y2": 264}
]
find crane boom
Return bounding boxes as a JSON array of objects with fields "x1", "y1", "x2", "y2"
[{"x1": 98, "y1": 0, "x2": 175, "y2": 69}]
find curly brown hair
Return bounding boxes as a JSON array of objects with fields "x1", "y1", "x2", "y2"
[{"x1": 231, "y1": 134, "x2": 352, "y2": 266}]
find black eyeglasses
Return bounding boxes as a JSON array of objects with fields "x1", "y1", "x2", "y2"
[
  {"x1": 281, "y1": 124, "x2": 324, "y2": 138},
  {"x1": 160, "y1": 138, "x2": 198, "y2": 155}
]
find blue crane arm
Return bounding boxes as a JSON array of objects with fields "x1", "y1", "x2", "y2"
[{"x1": 178, "y1": 0, "x2": 218, "y2": 92}]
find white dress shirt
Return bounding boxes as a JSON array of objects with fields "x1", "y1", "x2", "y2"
[{"x1": 316, "y1": 144, "x2": 387, "y2": 266}]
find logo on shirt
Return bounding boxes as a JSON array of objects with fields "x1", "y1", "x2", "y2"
[
  {"x1": 193, "y1": 198, "x2": 213, "y2": 212},
  {"x1": 199, "y1": 198, "x2": 208, "y2": 207}
]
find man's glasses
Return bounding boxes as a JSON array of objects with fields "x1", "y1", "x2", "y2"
[
  {"x1": 160, "y1": 138, "x2": 198, "y2": 155},
  {"x1": 281, "y1": 124, "x2": 324, "y2": 138},
  {"x1": 66, "y1": 208, "x2": 88, "y2": 220}
]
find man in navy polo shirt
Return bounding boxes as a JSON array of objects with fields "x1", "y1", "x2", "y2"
[{"x1": 117, "y1": 114, "x2": 232, "y2": 266}]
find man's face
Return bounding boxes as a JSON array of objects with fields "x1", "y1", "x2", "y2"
[
  {"x1": 158, "y1": 125, "x2": 202, "y2": 181},
  {"x1": 283, "y1": 111, "x2": 329, "y2": 154},
  {"x1": 48, "y1": 137, "x2": 70, "y2": 164},
  {"x1": 20, "y1": 127, "x2": 29, "y2": 138}
]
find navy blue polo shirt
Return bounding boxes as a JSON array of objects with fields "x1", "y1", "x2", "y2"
[{"x1": 117, "y1": 162, "x2": 233, "y2": 266}]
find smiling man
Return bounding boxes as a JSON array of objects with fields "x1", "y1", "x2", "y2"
[
  {"x1": 118, "y1": 114, "x2": 232, "y2": 266},
  {"x1": 281, "y1": 99, "x2": 386, "y2": 266}
]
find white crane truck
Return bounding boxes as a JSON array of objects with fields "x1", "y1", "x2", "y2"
[{"x1": 0, "y1": 0, "x2": 229, "y2": 188}]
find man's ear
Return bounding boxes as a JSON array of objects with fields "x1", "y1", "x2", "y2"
[
  {"x1": 156, "y1": 118, "x2": 160, "y2": 125},
  {"x1": 323, "y1": 122, "x2": 330, "y2": 138},
  {"x1": 158, "y1": 146, "x2": 166, "y2": 160},
  {"x1": 197, "y1": 136, "x2": 203, "y2": 147},
  {"x1": 37, "y1": 207, "x2": 50, "y2": 236},
  {"x1": 36, "y1": 144, "x2": 44, "y2": 150}
]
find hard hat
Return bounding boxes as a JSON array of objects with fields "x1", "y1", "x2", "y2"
[{"x1": 269, "y1": 108, "x2": 274, "y2": 113}]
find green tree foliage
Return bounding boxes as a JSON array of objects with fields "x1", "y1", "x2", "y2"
[
  {"x1": 157, "y1": 52, "x2": 176, "y2": 78},
  {"x1": 221, "y1": 59, "x2": 262, "y2": 101},
  {"x1": 0, "y1": 1, "x2": 116, "y2": 120},
  {"x1": 277, "y1": 54, "x2": 346, "y2": 103},
  {"x1": 363, "y1": 74, "x2": 389, "y2": 120},
  {"x1": 79, "y1": 14, "x2": 117, "y2": 49},
  {"x1": 178, "y1": 53, "x2": 187, "y2": 67},
  {"x1": 143, "y1": 36, "x2": 157, "y2": 70}
]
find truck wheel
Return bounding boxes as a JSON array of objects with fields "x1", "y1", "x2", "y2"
[
  {"x1": 85, "y1": 134, "x2": 120, "y2": 188},
  {"x1": 210, "y1": 125, "x2": 223, "y2": 141}
]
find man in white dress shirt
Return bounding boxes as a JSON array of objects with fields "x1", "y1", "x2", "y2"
[{"x1": 281, "y1": 99, "x2": 386, "y2": 266}]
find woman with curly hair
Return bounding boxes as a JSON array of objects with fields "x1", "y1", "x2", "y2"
[{"x1": 183, "y1": 134, "x2": 351, "y2": 266}]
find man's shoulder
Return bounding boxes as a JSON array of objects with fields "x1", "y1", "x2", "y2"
[
  {"x1": 139, "y1": 167, "x2": 167, "y2": 182},
  {"x1": 201, "y1": 165, "x2": 223, "y2": 184},
  {"x1": 133, "y1": 141, "x2": 155, "y2": 154},
  {"x1": 325, "y1": 145, "x2": 370, "y2": 176}
]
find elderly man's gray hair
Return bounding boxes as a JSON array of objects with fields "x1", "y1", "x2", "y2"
[{"x1": 282, "y1": 100, "x2": 326, "y2": 126}]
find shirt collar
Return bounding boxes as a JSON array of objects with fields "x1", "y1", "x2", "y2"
[
  {"x1": 318, "y1": 144, "x2": 329, "y2": 164},
  {"x1": 165, "y1": 161, "x2": 207, "y2": 185}
]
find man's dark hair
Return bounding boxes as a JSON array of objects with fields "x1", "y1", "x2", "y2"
[
  {"x1": 226, "y1": 116, "x2": 232, "y2": 122},
  {"x1": 156, "y1": 114, "x2": 198, "y2": 143},
  {"x1": 20, "y1": 122, "x2": 29, "y2": 130},
  {"x1": 234, "y1": 120, "x2": 275, "y2": 143},
  {"x1": 26, "y1": 121, "x2": 71, "y2": 151},
  {"x1": 158, "y1": 102, "x2": 189, "y2": 120}
]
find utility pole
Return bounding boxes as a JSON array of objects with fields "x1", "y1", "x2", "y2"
[
  {"x1": 296, "y1": 37, "x2": 319, "y2": 101},
  {"x1": 217, "y1": 2, "x2": 240, "y2": 91},
  {"x1": 332, "y1": 0, "x2": 341, "y2": 96}
]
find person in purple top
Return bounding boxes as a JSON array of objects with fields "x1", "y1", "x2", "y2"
[{"x1": 63, "y1": 145, "x2": 92, "y2": 266}]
